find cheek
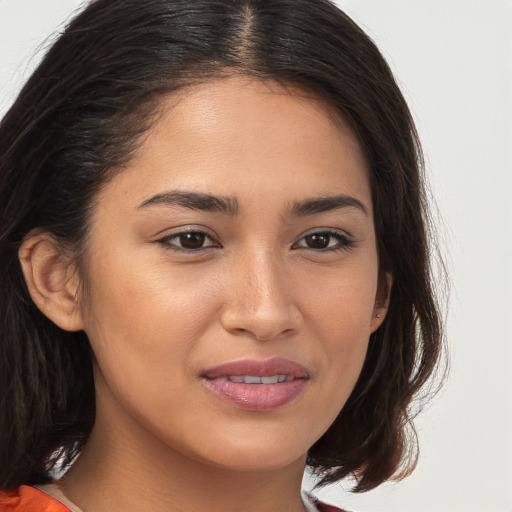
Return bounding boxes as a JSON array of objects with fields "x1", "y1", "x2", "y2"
[
  {"x1": 83, "y1": 244, "x2": 220, "y2": 336},
  {"x1": 79, "y1": 251, "x2": 224, "y2": 400},
  {"x1": 302, "y1": 261, "x2": 378, "y2": 336},
  {"x1": 299, "y1": 263, "x2": 377, "y2": 392}
]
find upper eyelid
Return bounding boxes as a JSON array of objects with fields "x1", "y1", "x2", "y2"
[
  {"x1": 292, "y1": 228, "x2": 355, "y2": 250},
  {"x1": 155, "y1": 227, "x2": 221, "y2": 249},
  {"x1": 296, "y1": 227, "x2": 353, "y2": 240},
  {"x1": 154, "y1": 226, "x2": 354, "y2": 245},
  {"x1": 154, "y1": 225, "x2": 218, "y2": 239}
]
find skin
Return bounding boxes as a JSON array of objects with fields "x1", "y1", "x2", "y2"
[{"x1": 21, "y1": 77, "x2": 389, "y2": 512}]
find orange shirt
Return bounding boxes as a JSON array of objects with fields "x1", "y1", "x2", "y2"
[
  {"x1": 0, "y1": 485, "x2": 346, "y2": 512},
  {"x1": 0, "y1": 485, "x2": 71, "y2": 512}
]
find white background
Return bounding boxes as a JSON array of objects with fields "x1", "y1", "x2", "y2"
[{"x1": 1, "y1": 1, "x2": 511, "y2": 511}]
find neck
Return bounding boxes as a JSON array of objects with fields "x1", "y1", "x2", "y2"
[{"x1": 59, "y1": 393, "x2": 307, "y2": 512}]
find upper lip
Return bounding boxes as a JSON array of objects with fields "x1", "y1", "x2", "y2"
[{"x1": 203, "y1": 357, "x2": 309, "y2": 379}]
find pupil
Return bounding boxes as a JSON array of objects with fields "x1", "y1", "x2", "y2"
[
  {"x1": 306, "y1": 234, "x2": 329, "y2": 249},
  {"x1": 180, "y1": 232, "x2": 206, "y2": 249}
]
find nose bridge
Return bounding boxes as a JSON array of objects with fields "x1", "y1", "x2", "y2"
[
  {"x1": 245, "y1": 248, "x2": 283, "y2": 306},
  {"x1": 221, "y1": 244, "x2": 300, "y2": 340}
]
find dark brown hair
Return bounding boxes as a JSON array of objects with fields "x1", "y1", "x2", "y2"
[{"x1": 0, "y1": 0, "x2": 444, "y2": 493}]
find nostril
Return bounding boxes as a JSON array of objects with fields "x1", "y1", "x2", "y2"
[
  {"x1": 233, "y1": 328, "x2": 264, "y2": 341},
  {"x1": 220, "y1": 295, "x2": 303, "y2": 341},
  {"x1": 232, "y1": 327, "x2": 296, "y2": 342}
]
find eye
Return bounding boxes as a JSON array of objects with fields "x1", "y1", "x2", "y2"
[
  {"x1": 293, "y1": 230, "x2": 355, "y2": 251},
  {"x1": 156, "y1": 230, "x2": 219, "y2": 252}
]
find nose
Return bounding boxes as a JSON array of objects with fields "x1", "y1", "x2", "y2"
[{"x1": 220, "y1": 249, "x2": 303, "y2": 341}]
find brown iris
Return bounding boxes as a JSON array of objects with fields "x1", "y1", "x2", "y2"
[
  {"x1": 180, "y1": 232, "x2": 207, "y2": 249},
  {"x1": 304, "y1": 234, "x2": 331, "y2": 249}
]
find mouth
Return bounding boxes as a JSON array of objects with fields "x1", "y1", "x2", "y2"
[
  {"x1": 202, "y1": 358, "x2": 309, "y2": 411},
  {"x1": 212, "y1": 375, "x2": 296, "y2": 384}
]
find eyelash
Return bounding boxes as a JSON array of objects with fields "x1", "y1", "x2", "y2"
[
  {"x1": 156, "y1": 229, "x2": 220, "y2": 253},
  {"x1": 156, "y1": 229, "x2": 355, "y2": 253},
  {"x1": 292, "y1": 230, "x2": 356, "y2": 252}
]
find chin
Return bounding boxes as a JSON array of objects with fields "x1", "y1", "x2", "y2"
[
  {"x1": 207, "y1": 448, "x2": 307, "y2": 473},
  {"x1": 185, "y1": 428, "x2": 312, "y2": 473}
]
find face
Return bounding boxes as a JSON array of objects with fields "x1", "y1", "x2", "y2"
[{"x1": 77, "y1": 77, "x2": 386, "y2": 472}]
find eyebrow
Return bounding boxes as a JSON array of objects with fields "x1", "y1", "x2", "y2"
[
  {"x1": 138, "y1": 191, "x2": 239, "y2": 215},
  {"x1": 290, "y1": 195, "x2": 368, "y2": 217},
  {"x1": 138, "y1": 190, "x2": 367, "y2": 217}
]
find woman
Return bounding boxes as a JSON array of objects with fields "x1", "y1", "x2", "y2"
[{"x1": 0, "y1": 1, "x2": 443, "y2": 511}]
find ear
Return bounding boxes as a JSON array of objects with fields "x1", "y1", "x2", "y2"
[
  {"x1": 18, "y1": 230, "x2": 84, "y2": 332},
  {"x1": 370, "y1": 271, "x2": 392, "y2": 333}
]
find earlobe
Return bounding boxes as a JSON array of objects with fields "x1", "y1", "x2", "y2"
[
  {"x1": 370, "y1": 271, "x2": 393, "y2": 333},
  {"x1": 18, "y1": 231, "x2": 84, "y2": 332}
]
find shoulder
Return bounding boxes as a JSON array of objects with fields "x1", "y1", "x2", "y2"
[
  {"x1": 303, "y1": 491, "x2": 351, "y2": 512},
  {"x1": 315, "y1": 500, "x2": 351, "y2": 512},
  {"x1": 0, "y1": 485, "x2": 71, "y2": 512}
]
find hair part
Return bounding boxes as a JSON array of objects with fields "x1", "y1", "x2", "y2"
[{"x1": 0, "y1": 0, "x2": 445, "y2": 492}]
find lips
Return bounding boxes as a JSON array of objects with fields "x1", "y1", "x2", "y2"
[
  {"x1": 203, "y1": 357, "x2": 309, "y2": 379},
  {"x1": 202, "y1": 358, "x2": 309, "y2": 411}
]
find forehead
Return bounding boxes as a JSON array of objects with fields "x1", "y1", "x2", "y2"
[{"x1": 106, "y1": 76, "x2": 372, "y2": 213}]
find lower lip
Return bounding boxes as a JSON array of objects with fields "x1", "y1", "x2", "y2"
[{"x1": 204, "y1": 378, "x2": 307, "y2": 411}]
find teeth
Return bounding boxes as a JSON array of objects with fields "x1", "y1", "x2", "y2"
[
  {"x1": 261, "y1": 376, "x2": 279, "y2": 384},
  {"x1": 217, "y1": 375, "x2": 292, "y2": 384},
  {"x1": 244, "y1": 375, "x2": 261, "y2": 384}
]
